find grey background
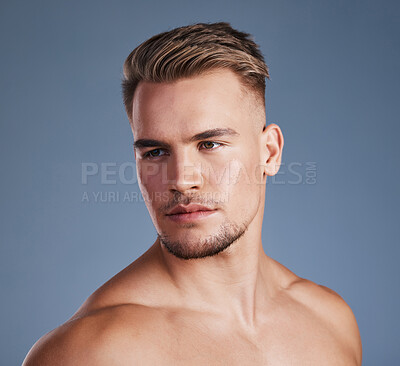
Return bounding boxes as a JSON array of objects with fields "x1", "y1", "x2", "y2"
[{"x1": 1, "y1": 0, "x2": 399, "y2": 364}]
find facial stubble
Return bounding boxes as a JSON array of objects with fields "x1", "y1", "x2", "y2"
[{"x1": 157, "y1": 217, "x2": 250, "y2": 260}]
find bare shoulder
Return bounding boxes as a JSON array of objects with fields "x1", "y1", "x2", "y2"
[
  {"x1": 23, "y1": 246, "x2": 171, "y2": 365},
  {"x1": 22, "y1": 304, "x2": 160, "y2": 366},
  {"x1": 287, "y1": 277, "x2": 362, "y2": 365}
]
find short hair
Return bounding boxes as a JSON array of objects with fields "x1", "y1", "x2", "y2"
[{"x1": 122, "y1": 22, "x2": 270, "y2": 124}]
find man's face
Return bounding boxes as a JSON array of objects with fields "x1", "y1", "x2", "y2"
[{"x1": 131, "y1": 69, "x2": 266, "y2": 259}]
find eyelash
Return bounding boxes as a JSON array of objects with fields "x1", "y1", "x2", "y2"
[{"x1": 142, "y1": 141, "x2": 223, "y2": 159}]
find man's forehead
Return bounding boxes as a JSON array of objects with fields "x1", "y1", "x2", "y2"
[
  {"x1": 130, "y1": 68, "x2": 263, "y2": 138},
  {"x1": 133, "y1": 69, "x2": 246, "y2": 112},
  {"x1": 134, "y1": 88, "x2": 233, "y2": 124}
]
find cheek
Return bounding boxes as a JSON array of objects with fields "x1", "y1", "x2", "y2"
[
  {"x1": 221, "y1": 158, "x2": 261, "y2": 209},
  {"x1": 137, "y1": 163, "x2": 166, "y2": 203},
  {"x1": 224, "y1": 159, "x2": 255, "y2": 187}
]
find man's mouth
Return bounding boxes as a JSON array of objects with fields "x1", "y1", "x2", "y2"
[
  {"x1": 165, "y1": 204, "x2": 217, "y2": 223},
  {"x1": 166, "y1": 203, "x2": 215, "y2": 215}
]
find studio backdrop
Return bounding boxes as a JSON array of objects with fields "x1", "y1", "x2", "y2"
[{"x1": 0, "y1": 0, "x2": 399, "y2": 365}]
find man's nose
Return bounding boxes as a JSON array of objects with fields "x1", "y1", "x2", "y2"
[{"x1": 167, "y1": 151, "x2": 203, "y2": 193}]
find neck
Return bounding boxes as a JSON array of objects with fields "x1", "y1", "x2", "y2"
[{"x1": 155, "y1": 213, "x2": 274, "y2": 331}]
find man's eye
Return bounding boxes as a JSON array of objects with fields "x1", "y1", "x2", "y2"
[
  {"x1": 200, "y1": 141, "x2": 221, "y2": 150},
  {"x1": 143, "y1": 149, "x2": 167, "y2": 158}
]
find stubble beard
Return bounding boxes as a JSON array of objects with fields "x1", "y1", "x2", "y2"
[{"x1": 157, "y1": 218, "x2": 250, "y2": 260}]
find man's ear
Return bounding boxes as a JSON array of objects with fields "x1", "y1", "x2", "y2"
[{"x1": 260, "y1": 123, "x2": 284, "y2": 176}]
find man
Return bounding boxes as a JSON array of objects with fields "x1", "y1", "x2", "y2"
[{"x1": 23, "y1": 22, "x2": 362, "y2": 365}]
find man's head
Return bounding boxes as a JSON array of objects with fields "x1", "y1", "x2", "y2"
[{"x1": 122, "y1": 22, "x2": 283, "y2": 260}]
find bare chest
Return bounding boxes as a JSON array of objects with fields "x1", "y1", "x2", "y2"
[{"x1": 127, "y1": 315, "x2": 356, "y2": 365}]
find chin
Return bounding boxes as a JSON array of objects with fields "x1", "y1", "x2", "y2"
[{"x1": 159, "y1": 225, "x2": 215, "y2": 241}]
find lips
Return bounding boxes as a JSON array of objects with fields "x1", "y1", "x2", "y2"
[
  {"x1": 166, "y1": 203, "x2": 215, "y2": 215},
  {"x1": 165, "y1": 204, "x2": 217, "y2": 224}
]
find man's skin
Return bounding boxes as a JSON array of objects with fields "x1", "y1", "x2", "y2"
[{"x1": 23, "y1": 68, "x2": 362, "y2": 365}]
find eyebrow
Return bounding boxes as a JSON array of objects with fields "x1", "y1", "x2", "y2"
[{"x1": 133, "y1": 127, "x2": 239, "y2": 150}]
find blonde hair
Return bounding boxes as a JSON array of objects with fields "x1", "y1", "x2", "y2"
[{"x1": 122, "y1": 22, "x2": 269, "y2": 124}]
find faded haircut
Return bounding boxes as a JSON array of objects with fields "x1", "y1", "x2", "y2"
[{"x1": 122, "y1": 22, "x2": 269, "y2": 125}]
